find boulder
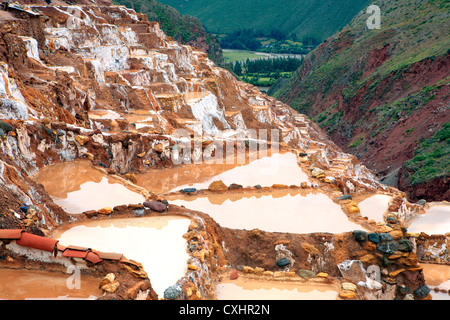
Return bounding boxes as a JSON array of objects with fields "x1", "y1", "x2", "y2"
[
  {"x1": 398, "y1": 239, "x2": 413, "y2": 252},
  {"x1": 413, "y1": 285, "x2": 430, "y2": 300},
  {"x1": 230, "y1": 269, "x2": 239, "y2": 280},
  {"x1": 164, "y1": 285, "x2": 182, "y2": 300},
  {"x1": 276, "y1": 258, "x2": 290, "y2": 268},
  {"x1": 228, "y1": 183, "x2": 243, "y2": 190},
  {"x1": 143, "y1": 201, "x2": 167, "y2": 212},
  {"x1": 368, "y1": 232, "x2": 380, "y2": 243},
  {"x1": 208, "y1": 180, "x2": 228, "y2": 191},
  {"x1": 297, "y1": 269, "x2": 315, "y2": 279},
  {"x1": 353, "y1": 230, "x2": 367, "y2": 242}
]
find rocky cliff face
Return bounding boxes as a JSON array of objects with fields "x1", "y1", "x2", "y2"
[{"x1": 271, "y1": 0, "x2": 449, "y2": 202}]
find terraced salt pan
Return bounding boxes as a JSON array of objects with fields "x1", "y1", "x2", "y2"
[
  {"x1": 407, "y1": 204, "x2": 450, "y2": 235},
  {"x1": 215, "y1": 278, "x2": 337, "y2": 300},
  {"x1": 357, "y1": 194, "x2": 392, "y2": 223},
  {"x1": 167, "y1": 152, "x2": 309, "y2": 193},
  {"x1": 169, "y1": 189, "x2": 363, "y2": 233},
  {"x1": 52, "y1": 216, "x2": 191, "y2": 298},
  {"x1": 32, "y1": 160, "x2": 145, "y2": 214},
  {"x1": 0, "y1": 268, "x2": 101, "y2": 300}
]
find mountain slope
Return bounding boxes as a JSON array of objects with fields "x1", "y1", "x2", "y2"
[
  {"x1": 271, "y1": 0, "x2": 450, "y2": 201},
  {"x1": 158, "y1": 0, "x2": 372, "y2": 42}
]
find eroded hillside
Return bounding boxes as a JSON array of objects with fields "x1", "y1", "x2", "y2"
[{"x1": 272, "y1": 0, "x2": 449, "y2": 202}]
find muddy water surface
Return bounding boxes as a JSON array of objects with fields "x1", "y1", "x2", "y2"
[
  {"x1": 33, "y1": 160, "x2": 145, "y2": 214},
  {"x1": 52, "y1": 216, "x2": 191, "y2": 297},
  {"x1": 215, "y1": 278, "x2": 338, "y2": 300},
  {"x1": 169, "y1": 189, "x2": 363, "y2": 233},
  {"x1": 0, "y1": 268, "x2": 101, "y2": 300},
  {"x1": 421, "y1": 263, "x2": 450, "y2": 300}
]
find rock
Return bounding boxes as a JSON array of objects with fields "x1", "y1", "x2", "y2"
[
  {"x1": 377, "y1": 241, "x2": 399, "y2": 254},
  {"x1": 403, "y1": 294, "x2": 414, "y2": 300},
  {"x1": 242, "y1": 266, "x2": 254, "y2": 273},
  {"x1": 316, "y1": 272, "x2": 328, "y2": 278},
  {"x1": 0, "y1": 120, "x2": 13, "y2": 133},
  {"x1": 154, "y1": 143, "x2": 164, "y2": 153},
  {"x1": 164, "y1": 285, "x2": 182, "y2": 300},
  {"x1": 338, "y1": 194, "x2": 352, "y2": 200},
  {"x1": 353, "y1": 230, "x2": 367, "y2": 242},
  {"x1": 254, "y1": 184, "x2": 262, "y2": 189},
  {"x1": 143, "y1": 201, "x2": 167, "y2": 212},
  {"x1": 98, "y1": 207, "x2": 112, "y2": 215},
  {"x1": 348, "y1": 202, "x2": 360, "y2": 214},
  {"x1": 398, "y1": 239, "x2": 413, "y2": 252},
  {"x1": 75, "y1": 135, "x2": 89, "y2": 146},
  {"x1": 230, "y1": 269, "x2": 238, "y2": 280},
  {"x1": 181, "y1": 188, "x2": 197, "y2": 194},
  {"x1": 297, "y1": 270, "x2": 315, "y2": 279},
  {"x1": 417, "y1": 199, "x2": 427, "y2": 206},
  {"x1": 124, "y1": 173, "x2": 137, "y2": 183},
  {"x1": 311, "y1": 167, "x2": 325, "y2": 178},
  {"x1": 300, "y1": 181, "x2": 309, "y2": 188},
  {"x1": 389, "y1": 269, "x2": 405, "y2": 277},
  {"x1": 389, "y1": 230, "x2": 403, "y2": 240},
  {"x1": 340, "y1": 290, "x2": 356, "y2": 299},
  {"x1": 208, "y1": 180, "x2": 228, "y2": 191},
  {"x1": 413, "y1": 285, "x2": 430, "y2": 300},
  {"x1": 379, "y1": 233, "x2": 393, "y2": 242},
  {"x1": 276, "y1": 258, "x2": 290, "y2": 268},
  {"x1": 100, "y1": 273, "x2": 120, "y2": 293},
  {"x1": 368, "y1": 232, "x2": 380, "y2": 243},
  {"x1": 228, "y1": 183, "x2": 243, "y2": 190},
  {"x1": 342, "y1": 282, "x2": 357, "y2": 292}
]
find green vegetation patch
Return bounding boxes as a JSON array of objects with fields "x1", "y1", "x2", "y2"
[{"x1": 403, "y1": 123, "x2": 450, "y2": 186}]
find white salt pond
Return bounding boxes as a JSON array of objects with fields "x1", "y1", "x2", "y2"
[
  {"x1": 169, "y1": 189, "x2": 363, "y2": 233},
  {"x1": 52, "y1": 216, "x2": 191, "y2": 298},
  {"x1": 215, "y1": 278, "x2": 338, "y2": 300},
  {"x1": 0, "y1": 268, "x2": 101, "y2": 300},
  {"x1": 33, "y1": 160, "x2": 145, "y2": 214},
  {"x1": 358, "y1": 194, "x2": 392, "y2": 223},
  {"x1": 136, "y1": 152, "x2": 310, "y2": 194},
  {"x1": 407, "y1": 204, "x2": 450, "y2": 235}
]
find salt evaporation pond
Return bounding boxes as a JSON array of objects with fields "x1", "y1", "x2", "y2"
[
  {"x1": 358, "y1": 194, "x2": 392, "y2": 223},
  {"x1": 0, "y1": 268, "x2": 101, "y2": 300},
  {"x1": 421, "y1": 263, "x2": 450, "y2": 300},
  {"x1": 52, "y1": 216, "x2": 191, "y2": 297},
  {"x1": 33, "y1": 160, "x2": 145, "y2": 214},
  {"x1": 407, "y1": 204, "x2": 450, "y2": 235},
  {"x1": 215, "y1": 278, "x2": 338, "y2": 300},
  {"x1": 169, "y1": 189, "x2": 363, "y2": 233},
  {"x1": 136, "y1": 152, "x2": 309, "y2": 194}
]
